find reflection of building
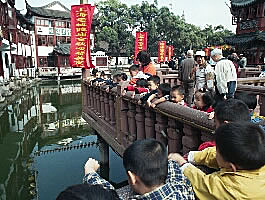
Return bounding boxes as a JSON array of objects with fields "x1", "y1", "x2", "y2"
[
  {"x1": 39, "y1": 82, "x2": 86, "y2": 138},
  {"x1": 0, "y1": 0, "x2": 36, "y2": 79},
  {"x1": 225, "y1": 0, "x2": 265, "y2": 65}
]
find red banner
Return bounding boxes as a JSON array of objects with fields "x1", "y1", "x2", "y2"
[
  {"x1": 70, "y1": 4, "x2": 95, "y2": 69},
  {"x1": 134, "y1": 32, "x2": 148, "y2": 64},
  {"x1": 158, "y1": 41, "x2": 166, "y2": 63},
  {"x1": 168, "y1": 45, "x2": 174, "y2": 61}
]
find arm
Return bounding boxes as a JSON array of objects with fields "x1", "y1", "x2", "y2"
[
  {"x1": 188, "y1": 147, "x2": 219, "y2": 169},
  {"x1": 83, "y1": 158, "x2": 115, "y2": 190},
  {"x1": 146, "y1": 93, "x2": 156, "y2": 107},
  {"x1": 182, "y1": 164, "x2": 224, "y2": 200},
  {"x1": 151, "y1": 97, "x2": 166, "y2": 108}
]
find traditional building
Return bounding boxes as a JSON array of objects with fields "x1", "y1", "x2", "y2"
[
  {"x1": 0, "y1": 0, "x2": 36, "y2": 79},
  {"x1": 225, "y1": 0, "x2": 265, "y2": 65},
  {"x1": 24, "y1": 1, "x2": 96, "y2": 78}
]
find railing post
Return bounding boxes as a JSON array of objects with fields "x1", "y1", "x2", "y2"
[
  {"x1": 104, "y1": 91, "x2": 110, "y2": 122},
  {"x1": 86, "y1": 83, "x2": 91, "y2": 108},
  {"x1": 82, "y1": 82, "x2": 87, "y2": 111},
  {"x1": 145, "y1": 108, "x2": 156, "y2": 139},
  {"x1": 100, "y1": 88, "x2": 105, "y2": 118},
  {"x1": 167, "y1": 119, "x2": 183, "y2": 153},
  {"x1": 182, "y1": 124, "x2": 201, "y2": 154},
  {"x1": 135, "y1": 105, "x2": 145, "y2": 140},
  {"x1": 127, "y1": 102, "x2": 136, "y2": 145},
  {"x1": 96, "y1": 87, "x2": 101, "y2": 114},
  {"x1": 109, "y1": 94, "x2": 116, "y2": 126},
  {"x1": 155, "y1": 112, "x2": 168, "y2": 147},
  {"x1": 90, "y1": 86, "x2": 94, "y2": 110},
  {"x1": 93, "y1": 86, "x2": 97, "y2": 111}
]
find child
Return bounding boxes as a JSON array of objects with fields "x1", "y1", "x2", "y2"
[
  {"x1": 147, "y1": 83, "x2": 171, "y2": 108},
  {"x1": 138, "y1": 75, "x2": 160, "y2": 104},
  {"x1": 192, "y1": 89, "x2": 214, "y2": 113},
  {"x1": 169, "y1": 122, "x2": 265, "y2": 199},
  {"x1": 134, "y1": 79, "x2": 149, "y2": 94},
  {"x1": 170, "y1": 85, "x2": 186, "y2": 106}
]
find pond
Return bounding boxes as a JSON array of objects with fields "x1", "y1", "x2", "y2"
[{"x1": 0, "y1": 80, "x2": 127, "y2": 200}]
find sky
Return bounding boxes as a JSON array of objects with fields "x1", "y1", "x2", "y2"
[{"x1": 15, "y1": 0, "x2": 235, "y2": 32}]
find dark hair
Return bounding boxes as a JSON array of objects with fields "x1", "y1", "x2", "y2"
[
  {"x1": 129, "y1": 65, "x2": 139, "y2": 72},
  {"x1": 101, "y1": 71, "x2": 105, "y2": 76},
  {"x1": 195, "y1": 90, "x2": 214, "y2": 111},
  {"x1": 120, "y1": 73, "x2": 128, "y2": 81},
  {"x1": 56, "y1": 184, "x2": 119, "y2": 200},
  {"x1": 158, "y1": 83, "x2": 171, "y2": 96},
  {"x1": 215, "y1": 99, "x2": 250, "y2": 124},
  {"x1": 147, "y1": 75, "x2": 160, "y2": 85},
  {"x1": 136, "y1": 51, "x2": 151, "y2": 67},
  {"x1": 235, "y1": 92, "x2": 257, "y2": 110},
  {"x1": 216, "y1": 122, "x2": 265, "y2": 170},
  {"x1": 136, "y1": 79, "x2": 148, "y2": 88},
  {"x1": 92, "y1": 69, "x2": 99, "y2": 76},
  {"x1": 171, "y1": 85, "x2": 185, "y2": 95},
  {"x1": 123, "y1": 139, "x2": 168, "y2": 187}
]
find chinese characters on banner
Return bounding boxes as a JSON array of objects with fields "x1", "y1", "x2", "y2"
[
  {"x1": 158, "y1": 41, "x2": 166, "y2": 63},
  {"x1": 70, "y1": 4, "x2": 95, "y2": 69},
  {"x1": 168, "y1": 45, "x2": 174, "y2": 61},
  {"x1": 134, "y1": 32, "x2": 148, "y2": 64}
]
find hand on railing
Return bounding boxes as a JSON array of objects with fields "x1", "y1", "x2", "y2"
[{"x1": 84, "y1": 158, "x2": 100, "y2": 175}]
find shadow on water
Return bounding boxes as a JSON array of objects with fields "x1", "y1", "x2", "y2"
[{"x1": 0, "y1": 80, "x2": 127, "y2": 200}]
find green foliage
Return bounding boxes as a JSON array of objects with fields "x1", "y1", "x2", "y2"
[{"x1": 94, "y1": 0, "x2": 234, "y2": 56}]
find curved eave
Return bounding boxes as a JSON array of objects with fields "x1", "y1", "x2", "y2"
[
  {"x1": 231, "y1": 0, "x2": 262, "y2": 7},
  {"x1": 224, "y1": 32, "x2": 265, "y2": 45}
]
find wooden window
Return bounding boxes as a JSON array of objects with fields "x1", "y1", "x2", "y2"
[
  {"x1": 37, "y1": 19, "x2": 41, "y2": 25},
  {"x1": 48, "y1": 36, "x2": 54, "y2": 46},
  {"x1": 39, "y1": 57, "x2": 48, "y2": 67},
  {"x1": 96, "y1": 57, "x2": 107, "y2": 66},
  {"x1": 66, "y1": 37, "x2": 71, "y2": 43},
  {"x1": 38, "y1": 35, "x2": 47, "y2": 46},
  {"x1": 16, "y1": 55, "x2": 24, "y2": 69}
]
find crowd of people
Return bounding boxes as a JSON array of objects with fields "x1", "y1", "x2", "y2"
[{"x1": 56, "y1": 49, "x2": 265, "y2": 199}]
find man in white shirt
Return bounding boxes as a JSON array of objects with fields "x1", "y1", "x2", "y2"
[{"x1": 211, "y1": 49, "x2": 237, "y2": 100}]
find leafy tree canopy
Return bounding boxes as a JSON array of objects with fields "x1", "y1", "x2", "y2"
[{"x1": 94, "y1": 0, "x2": 234, "y2": 56}]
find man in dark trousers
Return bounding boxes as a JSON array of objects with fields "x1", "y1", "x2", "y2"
[{"x1": 179, "y1": 50, "x2": 196, "y2": 107}]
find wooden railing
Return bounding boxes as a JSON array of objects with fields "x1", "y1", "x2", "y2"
[{"x1": 82, "y1": 81, "x2": 215, "y2": 156}]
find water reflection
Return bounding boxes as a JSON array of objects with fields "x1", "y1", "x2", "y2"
[{"x1": 0, "y1": 81, "x2": 126, "y2": 200}]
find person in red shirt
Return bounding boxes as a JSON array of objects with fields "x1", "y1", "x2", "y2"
[{"x1": 136, "y1": 50, "x2": 156, "y2": 76}]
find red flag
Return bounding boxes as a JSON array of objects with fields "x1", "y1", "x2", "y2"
[
  {"x1": 70, "y1": 4, "x2": 95, "y2": 69},
  {"x1": 134, "y1": 32, "x2": 148, "y2": 64},
  {"x1": 168, "y1": 45, "x2": 174, "y2": 61},
  {"x1": 158, "y1": 41, "x2": 166, "y2": 63}
]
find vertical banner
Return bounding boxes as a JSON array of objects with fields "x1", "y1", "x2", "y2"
[
  {"x1": 168, "y1": 45, "x2": 174, "y2": 61},
  {"x1": 70, "y1": 4, "x2": 95, "y2": 69},
  {"x1": 134, "y1": 32, "x2": 148, "y2": 64},
  {"x1": 158, "y1": 41, "x2": 166, "y2": 63}
]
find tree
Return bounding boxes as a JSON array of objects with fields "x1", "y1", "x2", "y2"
[{"x1": 94, "y1": 0, "x2": 235, "y2": 57}]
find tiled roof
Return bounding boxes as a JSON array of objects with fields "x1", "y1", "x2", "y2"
[
  {"x1": 231, "y1": 0, "x2": 262, "y2": 7},
  {"x1": 225, "y1": 31, "x2": 265, "y2": 46},
  {"x1": 53, "y1": 43, "x2": 70, "y2": 55},
  {"x1": 26, "y1": 1, "x2": 70, "y2": 19}
]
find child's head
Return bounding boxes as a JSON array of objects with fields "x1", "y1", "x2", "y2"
[
  {"x1": 215, "y1": 122, "x2": 265, "y2": 171},
  {"x1": 157, "y1": 83, "x2": 171, "y2": 98},
  {"x1": 113, "y1": 73, "x2": 128, "y2": 83},
  {"x1": 56, "y1": 184, "x2": 119, "y2": 200},
  {"x1": 235, "y1": 92, "x2": 257, "y2": 112},
  {"x1": 91, "y1": 68, "x2": 99, "y2": 77},
  {"x1": 147, "y1": 75, "x2": 160, "y2": 91},
  {"x1": 194, "y1": 90, "x2": 214, "y2": 110},
  {"x1": 129, "y1": 65, "x2": 139, "y2": 77},
  {"x1": 170, "y1": 86, "x2": 185, "y2": 103},
  {"x1": 123, "y1": 139, "x2": 168, "y2": 194},
  {"x1": 214, "y1": 99, "x2": 250, "y2": 128},
  {"x1": 136, "y1": 79, "x2": 148, "y2": 88}
]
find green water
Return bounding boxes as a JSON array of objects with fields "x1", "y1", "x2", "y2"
[{"x1": 0, "y1": 81, "x2": 126, "y2": 200}]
